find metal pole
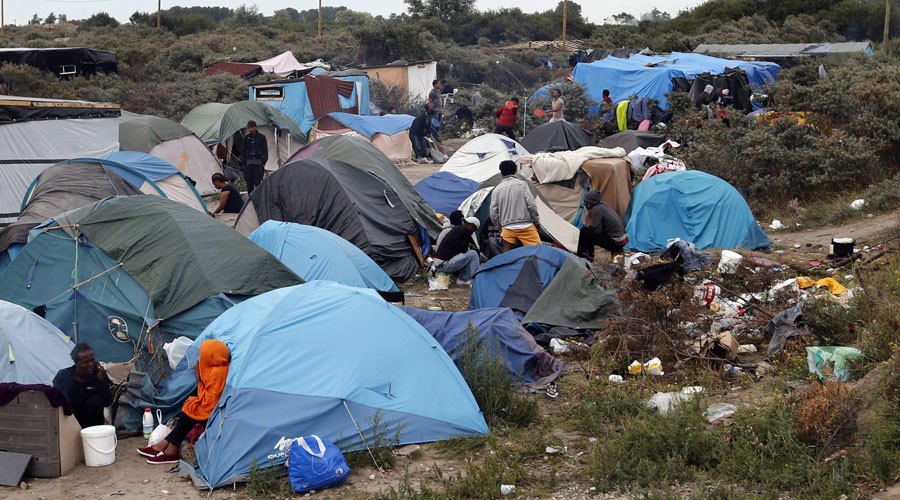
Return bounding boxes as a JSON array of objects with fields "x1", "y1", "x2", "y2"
[
  {"x1": 562, "y1": 0, "x2": 567, "y2": 47},
  {"x1": 318, "y1": 0, "x2": 322, "y2": 38},
  {"x1": 2, "y1": 0, "x2": 5, "y2": 35},
  {"x1": 885, "y1": 0, "x2": 892, "y2": 45},
  {"x1": 157, "y1": 0, "x2": 161, "y2": 28}
]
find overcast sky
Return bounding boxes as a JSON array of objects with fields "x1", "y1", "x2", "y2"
[{"x1": 3, "y1": 1, "x2": 706, "y2": 26}]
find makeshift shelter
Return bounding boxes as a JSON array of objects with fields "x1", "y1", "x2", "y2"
[
  {"x1": 599, "y1": 130, "x2": 667, "y2": 153},
  {"x1": 469, "y1": 245, "x2": 619, "y2": 330},
  {"x1": 625, "y1": 170, "x2": 770, "y2": 251},
  {"x1": 360, "y1": 60, "x2": 437, "y2": 102},
  {"x1": 528, "y1": 157, "x2": 633, "y2": 223},
  {"x1": 288, "y1": 135, "x2": 442, "y2": 239},
  {"x1": 249, "y1": 221, "x2": 399, "y2": 296},
  {"x1": 234, "y1": 159, "x2": 422, "y2": 282},
  {"x1": 0, "y1": 152, "x2": 206, "y2": 274},
  {"x1": 252, "y1": 51, "x2": 310, "y2": 77},
  {"x1": 311, "y1": 112, "x2": 414, "y2": 161},
  {"x1": 440, "y1": 134, "x2": 530, "y2": 183},
  {"x1": 415, "y1": 172, "x2": 481, "y2": 216},
  {"x1": 521, "y1": 121, "x2": 596, "y2": 153},
  {"x1": 174, "y1": 282, "x2": 487, "y2": 489},
  {"x1": 0, "y1": 196, "x2": 301, "y2": 362},
  {"x1": 573, "y1": 52, "x2": 780, "y2": 111},
  {"x1": 249, "y1": 74, "x2": 371, "y2": 134},
  {"x1": 180, "y1": 101, "x2": 306, "y2": 173},
  {"x1": 202, "y1": 62, "x2": 263, "y2": 79},
  {"x1": 0, "y1": 300, "x2": 74, "y2": 385},
  {"x1": 398, "y1": 306, "x2": 567, "y2": 383},
  {"x1": 694, "y1": 42, "x2": 874, "y2": 66},
  {"x1": 459, "y1": 174, "x2": 580, "y2": 252},
  {"x1": 0, "y1": 96, "x2": 119, "y2": 228},
  {"x1": 0, "y1": 47, "x2": 117, "y2": 77},
  {"x1": 120, "y1": 111, "x2": 224, "y2": 195}
]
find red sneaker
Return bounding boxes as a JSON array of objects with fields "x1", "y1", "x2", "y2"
[
  {"x1": 146, "y1": 451, "x2": 179, "y2": 465},
  {"x1": 136, "y1": 446, "x2": 159, "y2": 458}
]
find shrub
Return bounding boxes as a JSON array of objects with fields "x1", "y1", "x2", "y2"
[{"x1": 794, "y1": 382, "x2": 859, "y2": 459}]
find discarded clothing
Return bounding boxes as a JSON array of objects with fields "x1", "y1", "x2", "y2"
[
  {"x1": 531, "y1": 146, "x2": 627, "y2": 184},
  {"x1": 627, "y1": 98, "x2": 651, "y2": 124},
  {"x1": 636, "y1": 261, "x2": 684, "y2": 292},
  {"x1": 641, "y1": 159, "x2": 686, "y2": 181},
  {"x1": 660, "y1": 239, "x2": 714, "y2": 272},
  {"x1": 806, "y1": 346, "x2": 862, "y2": 382},
  {"x1": 765, "y1": 301, "x2": 808, "y2": 357},
  {"x1": 626, "y1": 139, "x2": 680, "y2": 170},
  {"x1": 797, "y1": 276, "x2": 848, "y2": 295},
  {"x1": 616, "y1": 100, "x2": 629, "y2": 131}
]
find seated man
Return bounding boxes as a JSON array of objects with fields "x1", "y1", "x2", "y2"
[
  {"x1": 577, "y1": 190, "x2": 628, "y2": 262},
  {"x1": 210, "y1": 173, "x2": 244, "y2": 215},
  {"x1": 53, "y1": 343, "x2": 113, "y2": 429},
  {"x1": 433, "y1": 216, "x2": 481, "y2": 285}
]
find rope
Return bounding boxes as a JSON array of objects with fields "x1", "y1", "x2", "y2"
[{"x1": 342, "y1": 400, "x2": 387, "y2": 482}]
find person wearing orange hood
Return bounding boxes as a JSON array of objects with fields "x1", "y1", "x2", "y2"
[{"x1": 137, "y1": 339, "x2": 230, "y2": 464}]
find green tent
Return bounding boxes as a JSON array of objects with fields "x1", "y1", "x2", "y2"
[
  {"x1": 288, "y1": 135, "x2": 442, "y2": 239},
  {"x1": 120, "y1": 111, "x2": 196, "y2": 152},
  {"x1": 181, "y1": 101, "x2": 305, "y2": 144}
]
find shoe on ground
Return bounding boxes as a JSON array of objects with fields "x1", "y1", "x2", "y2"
[
  {"x1": 146, "y1": 451, "x2": 179, "y2": 465},
  {"x1": 136, "y1": 446, "x2": 158, "y2": 458}
]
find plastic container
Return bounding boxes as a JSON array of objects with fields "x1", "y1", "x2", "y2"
[
  {"x1": 142, "y1": 408, "x2": 153, "y2": 439},
  {"x1": 80, "y1": 425, "x2": 117, "y2": 467},
  {"x1": 831, "y1": 238, "x2": 855, "y2": 258},
  {"x1": 717, "y1": 250, "x2": 743, "y2": 274}
]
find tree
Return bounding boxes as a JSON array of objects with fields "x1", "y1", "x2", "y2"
[
  {"x1": 28, "y1": 14, "x2": 41, "y2": 25},
  {"x1": 231, "y1": 4, "x2": 263, "y2": 27},
  {"x1": 79, "y1": 12, "x2": 120, "y2": 29},
  {"x1": 59, "y1": 14, "x2": 67, "y2": 23},
  {"x1": 405, "y1": 0, "x2": 476, "y2": 22},
  {"x1": 608, "y1": 12, "x2": 637, "y2": 25},
  {"x1": 44, "y1": 13, "x2": 57, "y2": 25},
  {"x1": 641, "y1": 8, "x2": 671, "y2": 22}
]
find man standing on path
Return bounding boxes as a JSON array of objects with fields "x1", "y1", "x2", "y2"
[
  {"x1": 490, "y1": 160, "x2": 541, "y2": 252},
  {"x1": 428, "y1": 79, "x2": 443, "y2": 117},
  {"x1": 241, "y1": 120, "x2": 268, "y2": 194}
]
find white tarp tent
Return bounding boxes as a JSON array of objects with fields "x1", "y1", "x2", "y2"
[
  {"x1": 440, "y1": 134, "x2": 530, "y2": 183},
  {"x1": 0, "y1": 96, "x2": 119, "y2": 228},
  {"x1": 252, "y1": 51, "x2": 310, "y2": 77}
]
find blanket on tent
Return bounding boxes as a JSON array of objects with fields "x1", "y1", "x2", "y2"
[
  {"x1": 627, "y1": 140, "x2": 680, "y2": 171},
  {"x1": 531, "y1": 147, "x2": 628, "y2": 183}
]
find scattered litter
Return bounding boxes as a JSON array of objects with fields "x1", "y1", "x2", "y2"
[
  {"x1": 766, "y1": 302, "x2": 808, "y2": 357},
  {"x1": 647, "y1": 387, "x2": 703, "y2": 414},
  {"x1": 794, "y1": 244, "x2": 802, "y2": 249},
  {"x1": 797, "y1": 276, "x2": 848, "y2": 295},
  {"x1": 717, "y1": 250, "x2": 743, "y2": 274},
  {"x1": 643, "y1": 357, "x2": 664, "y2": 376},
  {"x1": 545, "y1": 446, "x2": 567, "y2": 454},
  {"x1": 704, "y1": 403, "x2": 738, "y2": 423},
  {"x1": 110, "y1": 492, "x2": 124, "y2": 496},
  {"x1": 694, "y1": 283, "x2": 721, "y2": 306},
  {"x1": 19, "y1": 482, "x2": 29, "y2": 490},
  {"x1": 608, "y1": 374, "x2": 625, "y2": 383},
  {"x1": 769, "y1": 219, "x2": 784, "y2": 230},
  {"x1": 692, "y1": 331, "x2": 739, "y2": 361},
  {"x1": 744, "y1": 256, "x2": 782, "y2": 269},
  {"x1": 393, "y1": 444, "x2": 421, "y2": 457},
  {"x1": 850, "y1": 199, "x2": 865, "y2": 210},
  {"x1": 161, "y1": 490, "x2": 171, "y2": 495},
  {"x1": 142, "y1": 479, "x2": 150, "y2": 484},
  {"x1": 661, "y1": 240, "x2": 714, "y2": 272},
  {"x1": 824, "y1": 449, "x2": 848, "y2": 464},
  {"x1": 368, "y1": 474, "x2": 376, "y2": 481},
  {"x1": 549, "y1": 338, "x2": 569, "y2": 354},
  {"x1": 500, "y1": 485, "x2": 516, "y2": 496},
  {"x1": 588, "y1": 437, "x2": 597, "y2": 443},
  {"x1": 724, "y1": 364, "x2": 745, "y2": 375},
  {"x1": 628, "y1": 360, "x2": 643, "y2": 375},
  {"x1": 737, "y1": 344, "x2": 758, "y2": 354},
  {"x1": 427, "y1": 274, "x2": 449, "y2": 291},
  {"x1": 807, "y1": 346, "x2": 862, "y2": 382}
]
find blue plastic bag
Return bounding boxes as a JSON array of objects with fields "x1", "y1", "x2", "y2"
[{"x1": 287, "y1": 435, "x2": 350, "y2": 493}]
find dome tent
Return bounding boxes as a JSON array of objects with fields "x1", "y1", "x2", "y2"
[
  {"x1": 440, "y1": 134, "x2": 529, "y2": 183},
  {"x1": 625, "y1": 170, "x2": 770, "y2": 251},
  {"x1": 0, "y1": 300, "x2": 74, "y2": 385},
  {"x1": 234, "y1": 159, "x2": 422, "y2": 282},
  {"x1": 249, "y1": 221, "x2": 400, "y2": 298},
  {"x1": 520, "y1": 121, "x2": 596, "y2": 153},
  {"x1": 176, "y1": 282, "x2": 488, "y2": 489},
  {"x1": 414, "y1": 171, "x2": 480, "y2": 216}
]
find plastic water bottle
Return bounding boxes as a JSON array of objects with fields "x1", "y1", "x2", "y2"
[{"x1": 142, "y1": 408, "x2": 153, "y2": 439}]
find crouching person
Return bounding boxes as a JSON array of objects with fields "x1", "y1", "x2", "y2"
[
  {"x1": 577, "y1": 190, "x2": 628, "y2": 262},
  {"x1": 53, "y1": 343, "x2": 113, "y2": 429},
  {"x1": 138, "y1": 340, "x2": 230, "y2": 464},
  {"x1": 433, "y1": 216, "x2": 481, "y2": 285}
]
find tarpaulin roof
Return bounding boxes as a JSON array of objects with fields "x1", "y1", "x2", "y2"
[
  {"x1": 180, "y1": 101, "x2": 304, "y2": 144},
  {"x1": 249, "y1": 220, "x2": 397, "y2": 293},
  {"x1": 573, "y1": 51, "x2": 780, "y2": 110},
  {"x1": 625, "y1": 170, "x2": 771, "y2": 251},
  {"x1": 520, "y1": 121, "x2": 596, "y2": 153},
  {"x1": 324, "y1": 112, "x2": 414, "y2": 139},
  {"x1": 415, "y1": 171, "x2": 480, "y2": 216},
  {"x1": 0, "y1": 95, "x2": 120, "y2": 124},
  {"x1": 249, "y1": 75, "x2": 370, "y2": 134},
  {"x1": 289, "y1": 135, "x2": 442, "y2": 238},
  {"x1": 119, "y1": 112, "x2": 194, "y2": 153},
  {"x1": 0, "y1": 47, "x2": 117, "y2": 76},
  {"x1": 0, "y1": 300, "x2": 74, "y2": 385},
  {"x1": 76, "y1": 196, "x2": 302, "y2": 319},
  {"x1": 252, "y1": 51, "x2": 309, "y2": 77},
  {"x1": 176, "y1": 282, "x2": 487, "y2": 488},
  {"x1": 202, "y1": 62, "x2": 263, "y2": 79}
]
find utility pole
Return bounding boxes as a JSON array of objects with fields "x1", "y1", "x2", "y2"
[
  {"x1": 318, "y1": 0, "x2": 322, "y2": 38},
  {"x1": 885, "y1": 0, "x2": 891, "y2": 45},
  {"x1": 2, "y1": 0, "x2": 5, "y2": 35},
  {"x1": 561, "y1": 0, "x2": 567, "y2": 47},
  {"x1": 157, "y1": 0, "x2": 161, "y2": 28}
]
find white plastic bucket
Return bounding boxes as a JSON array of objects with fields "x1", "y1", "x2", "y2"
[{"x1": 81, "y1": 425, "x2": 117, "y2": 467}]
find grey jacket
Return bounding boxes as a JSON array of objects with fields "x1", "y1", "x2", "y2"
[{"x1": 490, "y1": 175, "x2": 540, "y2": 228}]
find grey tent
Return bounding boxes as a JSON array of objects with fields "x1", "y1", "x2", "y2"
[
  {"x1": 520, "y1": 121, "x2": 596, "y2": 153},
  {"x1": 599, "y1": 130, "x2": 667, "y2": 153},
  {"x1": 119, "y1": 111, "x2": 224, "y2": 195},
  {"x1": 288, "y1": 135, "x2": 442, "y2": 238},
  {"x1": 234, "y1": 158, "x2": 422, "y2": 282}
]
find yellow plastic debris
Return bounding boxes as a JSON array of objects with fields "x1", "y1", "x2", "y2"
[{"x1": 796, "y1": 276, "x2": 848, "y2": 295}]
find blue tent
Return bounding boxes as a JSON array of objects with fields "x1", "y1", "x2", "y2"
[
  {"x1": 573, "y1": 52, "x2": 780, "y2": 111},
  {"x1": 470, "y1": 245, "x2": 569, "y2": 312},
  {"x1": 0, "y1": 300, "x2": 74, "y2": 385},
  {"x1": 398, "y1": 306, "x2": 566, "y2": 383},
  {"x1": 414, "y1": 171, "x2": 481, "y2": 216},
  {"x1": 625, "y1": 171, "x2": 770, "y2": 252},
  {"x1": 322, "y1": 112, "x2": 414, "y2": 139},
  {"x1": 177, "y1": 282, "x2": 488, "y2": 489},
  {"x1": 249, "y1": 77, "x2": 371, "y2": 134},
  {"x1": 249, "y1": 221, "x2": 398, "y2": 293}
]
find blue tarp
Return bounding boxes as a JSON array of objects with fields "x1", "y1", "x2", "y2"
[
  {"x1": 0, "y1": 300, "x2": 74, "y2": 385},
  {"x1": 176, "y1": 282, "x2": 488, "y2": 488},
  {"x1": 625, "y1": 170, "x2": 771, "y2": 252},
  {"x1": 324, "y1": 112, "x2": 414, "y2": 139},
  {"x1": 249, "y1": 221, "x2": 397, "y2": 293},
  {"x1": 249, "y1": 77, "x2": 370, "y2": 134},
  {"x1": 414, "y1": 172, "x2": 480, "y2": 216},
  {"x1": 470, "y1": 245, "x2": 569, "y2": 311},
  {"x1": 573, "y1": 52, "x2": 780, "y2": 112}
]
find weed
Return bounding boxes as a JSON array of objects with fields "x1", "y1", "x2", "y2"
[
  {"x1": 794, "y1": 382, "x2": 859, "y2": 459},
  {"x1": 434, "y1": 436, "x2": 488, "y2": 458},
  {"x1": 569, "y1": 380, "x2": 648, "y2": 435},
  {"x1": 805, "y1": 297, "x2": 863, "y2": 346},
  {"x1": 246, "y1": 457, "x2": 293, "y2": 498},
  {"x1": 344, "y1": 410, "x2": 401, "y2": 471}
]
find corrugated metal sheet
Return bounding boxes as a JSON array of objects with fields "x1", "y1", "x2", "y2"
[{"x1": 304, "y1": 75, "x2": 357, "y2": 119}]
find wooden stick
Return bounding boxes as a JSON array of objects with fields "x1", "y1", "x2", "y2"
[{"x1": 408, "y1": 235, "x2": 426, "y2": 268}]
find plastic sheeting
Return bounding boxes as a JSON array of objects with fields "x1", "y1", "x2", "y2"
[
  {"x1": 0, "y1": 300, "x2": 74, "y2": 385},
  {"x1": 625, "y1": 171, "x2": 770, "y2": 251},
  {"x1": 323, "y1": 112, "x2": 414, "y2": 139},
  {"x1": 249, "y1": 77, "x2": 371, "y2": 134},
  {"x1": 521, "y1": 121, "x2": 596, "y2": 153},
  {"x1": 252, "y1": 51, "x2": 309, "y2": 77}
]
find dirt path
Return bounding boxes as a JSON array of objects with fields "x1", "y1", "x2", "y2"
[{"x1": 768, "y1": 210, "x2": 900, "y2": 250}]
